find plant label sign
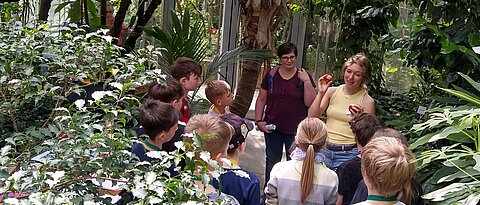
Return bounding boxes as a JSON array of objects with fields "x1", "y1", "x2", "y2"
[{"x1": 417, "y1": 105, "x2": 427, "y2": 115}]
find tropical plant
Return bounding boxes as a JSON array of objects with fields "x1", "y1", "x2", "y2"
[
  {"x1": 398, "y1": 0, "x2": 480, "y2": 85},
  {"x1": 0, "y1": 21, "x2": 234, "y2": 204},
  {"x1": 53, "y1": 0, "x2": 101, "y2": 30},
  {"x1": 227, "y1": 0, "x2": 290, "y2": 117},
  {"x1": 143, "y1": 8, "x2": 208, "y2": 69},
  {"x1": 144, "y1": 8, "x2": 274, "y2": 116},
  {"x1": 0, "y1": 2, "x2": 21, "y2": 22},
  {"x1": 411, "y1": 72, "x2": 480, "y2": 204}
]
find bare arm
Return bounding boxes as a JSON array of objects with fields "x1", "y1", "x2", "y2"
[
  {"x1": 308, "y1": 74, "x2": 333, "y2": 117},
  {"x1": 303, "y1": 80, "x2": 316, "y2": 107},
  {"x1": 308, "y1": 88, "x2": 333, "y2": 118},
  {"x1": 298, "y1": 68, "x2": 316, "y2": 107},
  {"x1": 362, "y1": 94, "x2": 376, "y2": 115},
  {"x1": 255, "y1": 88, "x2": 269, "y2": 133},
  {"x1": 336, "y1": 194, "x2": 344, "y2": 205}
]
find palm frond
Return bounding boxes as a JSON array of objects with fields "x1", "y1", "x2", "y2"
[
  {"x1": 143, "y1": 8, "x2": 207, "y2": 65},
  {"x1": 205, "y1": 45, "x2": 274, "y2": 78}
]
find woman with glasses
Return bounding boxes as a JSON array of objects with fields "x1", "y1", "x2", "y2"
[
  {"x1": 308, "y1": 53, "x2": 376, "y2": 172},
  {"x1": 255, "y1": 42, "x2": 316, "y2": 187}
]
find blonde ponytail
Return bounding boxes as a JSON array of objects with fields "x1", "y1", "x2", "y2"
[
  {"x1": 295, "y1": 118, "x2": 328, "y2": 203},
  {"x1": 300, "y1": 144, "x2": 315, "y2": 203}
]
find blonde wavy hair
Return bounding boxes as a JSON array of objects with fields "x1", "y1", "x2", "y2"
[
  {"x1": 184, "y1": 114, "x2": 233, "y2": 158},
  {"x1": 295, "y1": 117, "x2": 328, "y2": 203},
  {"x1": 205, "y1": 80, "x2": 231, "y2": 104},
  {"x1": 372, "y1": 128, "x2": 414, "y2": 204},
  {"x1": 361, "y1": 137, "x2": 416, "y2": 200},
  {"x1": 342, "y1": 53, "x2": 372, "y2": 87}
]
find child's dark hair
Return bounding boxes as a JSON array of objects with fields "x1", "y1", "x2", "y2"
[
  {"x1": 349, "y1": 113, "x2": 385, "y2": 147},
  {"x1": 139, "y1": 99, "x2": 179, "y2": 139},
  {"x1": 147, "y1": 78, "x2": 185, "y2": 103},
  {"x1": 170, "y1": 57, "x2": 202, "y2": 81},
  {"x1": 277, "y1": 42, "x2": 297, "y2": 57}
]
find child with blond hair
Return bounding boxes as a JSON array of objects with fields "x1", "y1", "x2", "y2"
[
  {"x1": 351, "y1": 128, "x2": 424, "y2": 205},
  {"x1": 184, "y1": 114, "x2": 240, "y2": 204},
  {"x1": 205, "y1": 80, "x2": 234, "y2": 117},
  {"x1": 336, "y1": 113, "x2": 385, "y2": 205},
  {"x1": 265, "y1": 117, "x2": 338, "y2": 205},
  {"x1": 353, "y1": 137, "x2": 416, "y2": 205},
  {"x1": 210, "y1": 113, "x2": 260, "y2": 205}
]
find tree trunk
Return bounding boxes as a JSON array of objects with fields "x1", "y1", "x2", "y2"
[
  {"x1": 230, "y1": 0, "x2": 289, "y2": 117},
  {"x1": 111, "y1": 0, "x2": 162, "y2": 51},
  {"x1": 38, "y1": 0, "x2": 53, "y2": 21},
  {"x1": 123, "y1": 0, "x2": 162, "y2": 51},
  {"x1": 111, "y1": 0, "x2": 131, "y2": 45},
  {"x1": 230, "y1": 60, "x2": 262, "y2": 117}
]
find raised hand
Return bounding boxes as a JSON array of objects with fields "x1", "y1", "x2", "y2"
[
  {"x1": 297, "y1": 68, "x2": 310, "y2": 83},
  {"x1": 317, "y1": 74, "x2": 333, "y2": 94}
]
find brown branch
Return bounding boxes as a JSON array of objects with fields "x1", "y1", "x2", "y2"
[
  {"x1": 111, "y1": 0, "x2": 132, "y2": 44},
  {"x1": 9, "y1": 110, "x2": 19, "y2": 133},
  {"x1": 124, "y1": 0, "x2": 162, "y2": 51},
  {"x1": 41, "y1": 98, "x2": 63, "y2": 128},
  {"x1": 38, "y1": 0, "x2": 53, "y2": 21}
]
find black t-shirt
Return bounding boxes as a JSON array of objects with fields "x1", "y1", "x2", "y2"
[{"x1": 337, "y1": 156, "x2": 363, "y2": 204}]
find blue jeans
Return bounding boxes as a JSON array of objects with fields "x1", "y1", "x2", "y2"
[
  {"x1": 320, "y1": 148, "x2": 360, "y2": 172},
  {"x1": 264, "y1": 130, "x2": 294, "y2": 186}
]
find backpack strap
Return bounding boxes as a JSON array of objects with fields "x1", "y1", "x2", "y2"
[{"x1": 267, "y1": 67, "x2": 278, "y2": 94}]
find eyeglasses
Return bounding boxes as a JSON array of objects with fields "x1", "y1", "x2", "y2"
[{"x1": 280, "y1": 55, "x2": 296, "y2": 61}]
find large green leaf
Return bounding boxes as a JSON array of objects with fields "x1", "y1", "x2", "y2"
[
  {"x1": 423, "y1": 182, "x2": 480, "y2": 203},
  {"x1": 144, "y1": 8, "x2": 207, "y2": 66},
  {"x1": 55, "y1": 1, "x2": 73, "y2": 13},
  {"x1": 438, "y1": 87, "x2": 480, "y2": 107},
  {"x1": 458, "y1": 72, "x2": 480, "y2": 93},
  {"x1": 409, "y1": 132, "x2": 435, "y2": 150},
  {"x1": 67, "y1": 0, "x2": 81, "y2": 22},
  {"x1": 437, "y1": 168, "x2": 480, "y2": 183}
]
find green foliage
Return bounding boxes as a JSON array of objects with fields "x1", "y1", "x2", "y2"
[
  {"x1": 411, "y1": 72, "x2": 480, "y2": 204},
  {"x1": 143, "y1": 8, "x2": 208, "y2": 69},
  {"x1": 0, "y1": 22, "x2": 231, "y2": 204},
  {"x1": 0, "y1": 2, "x2": 21, "y2": 22},
  {"x1": 399, "y1": 0, "x2": 480, "y2": 85},
  {"x1": 54, "y1": 0, "x2": 101, "y2": 30},
  {"x1": 291, "y1": 0, "x2": 403, "y2": 92},
  {"x1": 143, "y1": 8, "x2": 274, "y2": 115}
]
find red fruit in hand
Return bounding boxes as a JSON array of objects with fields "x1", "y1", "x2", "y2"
[
  {"x1": 325, "y1": 74, "x2": 333, "y2": 81},
  {"x1": 349, "y1": 104, "x2": 359, "y2": 114}
]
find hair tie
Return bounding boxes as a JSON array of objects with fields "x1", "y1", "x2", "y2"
[
  {"x1": 290, "y1": 147, "x2": 324, "y2": 163},
  {"x1": 308, "y1": 143, "x2": 315, "y2": 147}
]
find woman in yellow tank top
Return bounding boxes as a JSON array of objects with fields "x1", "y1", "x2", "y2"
[{"x1": 308, "y1": 53, "x2": 376, "y2": 172}]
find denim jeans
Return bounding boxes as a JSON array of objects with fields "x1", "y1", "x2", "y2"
[
  {"x1": 320, "y1": 148, "x2": 360, "y2": 172},
  {"x1": 264, "y1": 130, "x2": 294, "y2": 186}
]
